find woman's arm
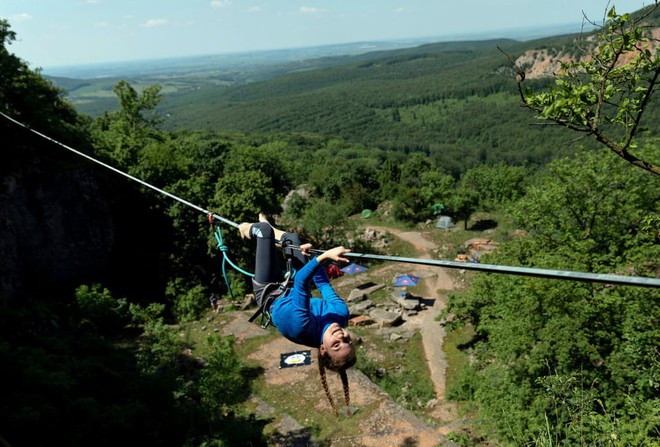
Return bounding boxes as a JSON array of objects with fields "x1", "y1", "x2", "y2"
[
  {"x1": 313, "y1": 247, "x2": 350, "y2": 309},
  {"x1": 290, "y1": 246, "x2": 350, "y2": 307}
]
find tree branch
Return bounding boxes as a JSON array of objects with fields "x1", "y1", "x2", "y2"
[
  {"x1": 626, "y1": 66, "x2": 660, "y2": 149},
  {"x1": 507, "y1": 4, "x2": 660, "y2": 176}
]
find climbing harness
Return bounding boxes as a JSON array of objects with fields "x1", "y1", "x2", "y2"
[
  {"x1": 247, "y1": 279, "x2": 288, "y2": 328},
  {"x1": 208, "y1": 209, "x2": 299, "y2": 327},
  {"x1": 3, "y1": 110, "x2": 659, "y2": 289}
]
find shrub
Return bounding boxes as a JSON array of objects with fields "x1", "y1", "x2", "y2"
[{"x1": 75, "y1": 284, "x2": 128, "y2": 334}]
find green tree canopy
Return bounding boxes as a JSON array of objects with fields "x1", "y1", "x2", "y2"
[
  {"x1": 93, "y1": 80, "x2": 164, "y2": 169},
  {"x1": 445, "y1": 150, "x2": 659, "y2": 444}
]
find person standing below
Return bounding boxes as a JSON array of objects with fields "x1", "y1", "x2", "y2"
[{"x1": 209, "y1": 294, "x2": 219, "y2": 313}]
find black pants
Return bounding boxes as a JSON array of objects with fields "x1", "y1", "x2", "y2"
[{"x1": 251, "y1": 222, "x2": 307, "y2": 305}]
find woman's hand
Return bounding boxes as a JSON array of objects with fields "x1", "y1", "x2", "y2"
[
  {"x1": 318, "y1": 246, "x2": 350, "y2": 263},
  {"x1": 300, "y1": 243, "x2": 313, "y2": 256},
  {"x1": 238, "y1": 222, "x2": 252, "y2": 239}
]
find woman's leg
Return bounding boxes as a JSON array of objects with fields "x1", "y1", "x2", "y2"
[
  {"x1": 256, "y1": 213, "x2": 308, "y2": 272},
  {"x1": 279, "y1": 231, "x2": 307, "y2": 272},
  {"x1": 250, "y1": 222, "x2": 283, "y2": 284}
]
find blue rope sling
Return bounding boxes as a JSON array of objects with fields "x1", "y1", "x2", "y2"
[{"x1": 209, "y1": 213, "x2": 254, "y2": 301}]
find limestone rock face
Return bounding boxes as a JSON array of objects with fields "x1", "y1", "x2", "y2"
[{"x1": 1, "y1": 125, "x2": 115, "y2": 299}]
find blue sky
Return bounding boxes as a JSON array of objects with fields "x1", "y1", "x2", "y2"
[{"x1": 1, "y1": 0, "x2": 650, "y2": 69}]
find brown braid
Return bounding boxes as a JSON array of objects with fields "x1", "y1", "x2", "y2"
[
  {"x1": 318, "y1": 359, "x2": 338, "y2": 417},
  {"x1": 317, "y1": 346, "x2": 356, "y2": 417},
  {"x1": 339, "y1": 369, "x2": 351, "y2": 416}
]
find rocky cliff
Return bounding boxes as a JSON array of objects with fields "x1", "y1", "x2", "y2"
[
  {"x1": 1, "y1": 119, "x2": 115, "y2": 300},
  {"x1": 516, "y1": 26, "x2": 660, "y2": 79}
]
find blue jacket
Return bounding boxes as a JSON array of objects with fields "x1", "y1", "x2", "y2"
[{"x1": 270, "y1": 257, "x2": 349, "y2": 348}]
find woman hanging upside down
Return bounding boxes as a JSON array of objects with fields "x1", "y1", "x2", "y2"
[{"x1": 239, "y1": 213, "x2": 357, "y2": 416}]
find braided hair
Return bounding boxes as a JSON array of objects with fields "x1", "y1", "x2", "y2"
[{"x1": 317, "y1": 342, "x2": 357, "y2": 417}]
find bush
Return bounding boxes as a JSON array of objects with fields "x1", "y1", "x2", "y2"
[
  {"x1": 75, "y1": 284, "x2": 128, "y2": 334},
  {"x1": 166, "y1": 278, "x2": 208, "y2": 323},
  {"x1": 129, "y1": 302, "x2": 166, "y2": 325}
]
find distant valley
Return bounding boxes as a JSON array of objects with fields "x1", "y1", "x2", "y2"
[
  {"x1": 46, "y1": 21, "x2": 592, "y2": 118},
  {"x1": 44, "y1": 14, "x2": 659, "y2": 175}
]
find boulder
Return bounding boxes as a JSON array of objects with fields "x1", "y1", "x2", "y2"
[
  {"x1": 351, "y1": 299, "x2": 375, "y2": 314},
  {"x1": 369, "y1": 308, "x2": 403, "y2": 327},
  {"x1": 390, "y1": 292, "x2": 422, "y2": 311},
  {"x1": 349, "y1": 315, "x2": 375, "y2": 327},
  {"x1": 347, "y1": 282, "x2": 385, "y2": 303},
  {"x1": 347, "y1": 288, "x2": 367, "y2": 302}
]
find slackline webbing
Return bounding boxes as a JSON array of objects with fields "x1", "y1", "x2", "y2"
[
  {"x1": 307, "y1": 249, "x2": 660, "y2": 288},
  {"x1": 3, "y1": 111, "x2": 659, "y2": 288},
  {"x1": 1, "y1": 111, "x2": 238, "y2": 229}
]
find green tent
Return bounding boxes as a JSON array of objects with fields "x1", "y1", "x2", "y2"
[
  {"x1": 360, "y1": 209, "x2": 373, "y2": 219},
  {"x1": 435, "y1": 215, "x2": 455, "y2": 229}
]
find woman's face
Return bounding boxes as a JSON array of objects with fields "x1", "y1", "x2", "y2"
[{"x1": 320, "y1": 322, "x2": 353, "y2": 362}]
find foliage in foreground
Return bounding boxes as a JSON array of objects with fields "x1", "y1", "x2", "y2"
[
  {"x1": 519, "y1": 4, "x2": 660, "y2": 175},
  {"x1": 0, "y1": 285, "x2": 265, "y2": 447},
  {"x1": 444, "y1": 150, "x2": 660, "y2": 445}
]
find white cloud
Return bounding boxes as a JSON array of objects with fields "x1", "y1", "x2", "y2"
[
  {"x1": 299, "y1": 6, "x2": 326, "y2": 15},
  {"x1": 10, "y1": 13, "x2": 33, "y2": 22},
  {"x1": 210, "y1": 0, "x2": 232, "y2": 8},
  {"x1": 94, "y1": 22, "x2": 109, "y2": 27},
  {"x1": 248, "y1": 6, "x2": 262, "y2": 13},
  {"x1": 394, "y1": 7, "x2": 408, "y2": 14},
  {"x1": 85, "y1": 0, "x2": 101, "y2": 4},
  {"x1": 142, "y1": 19, "x2": 169, "y2": 28}
]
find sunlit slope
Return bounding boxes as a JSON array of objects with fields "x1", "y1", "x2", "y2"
[{"x1": 159, "y1": 38, "x2": 582, "y2": 170}]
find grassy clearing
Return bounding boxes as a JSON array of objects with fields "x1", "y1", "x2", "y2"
[
  {"x1": 383, "y1": 232, "x2": 420, "y2": 259},
  {"x1": 176, "y1": 311, "x2": 232, "y2": 354},
  {"x1": 427, "y1": 210, "x2": 517, "y2": 255},
  {"x1": 179, "y1": 311, "x2": 438, "y2": 440},
  {"x1": 238, "y1": 325, "x2": 437, "y2": 439},
  {"x1": 352, "y1": 211, "x2": 416, "y2": 232},
  {"x1": 233, "y1": 329, "x2": 280, "y2": 358},
  {"x1": 443, "y1": 324, "x2": 476, "y2": 391},
  {"x1": 354, "y1": 329, "x2": 437, "y2": 420},
  {"x1": 180, "y1": 311, "x2": 367, "y2": 440},
  {"x1": 250, "y1": 371, "x2": 369, "y2": 440},
  {"x1": 424, "y1": 210, "x2": 519, "y2": 287}
]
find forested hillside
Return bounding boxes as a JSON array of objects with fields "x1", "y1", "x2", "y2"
[
  {"x1": 53, "y1": 8, "x2": 660, "y2": 176},
  {"x1": 159, "y1": 38, "x2": 576, "y2": 175},
  {"x1": 158, "y1": 31, "x2": 660, "y2": 177},
  {"x1": 2, "y1": 6, "x2": 659, "y2": 446}
]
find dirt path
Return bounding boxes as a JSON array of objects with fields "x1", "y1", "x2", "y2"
[{"x1": 368, "y1": 226, "x2": 458, "y2": 423}]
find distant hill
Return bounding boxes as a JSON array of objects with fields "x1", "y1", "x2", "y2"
[
  {"x1": 48, "y1": 7, "x2": 660, "y2": 174},
  {"x1": 155, "y1": 37, "x2": 579, "y2": 173},
  {"x1": 46, "y1": 22, "x2": 599, "y2": 117},
  {"x1": 44, "y1": 21, "x2": 593, "y2": 80},
  {"x1": 154, "y1": 7, "x2": 659, "y2": 172},
  {"x1": 45, "y1": 40, "x2": 430, "y2": 79}
]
